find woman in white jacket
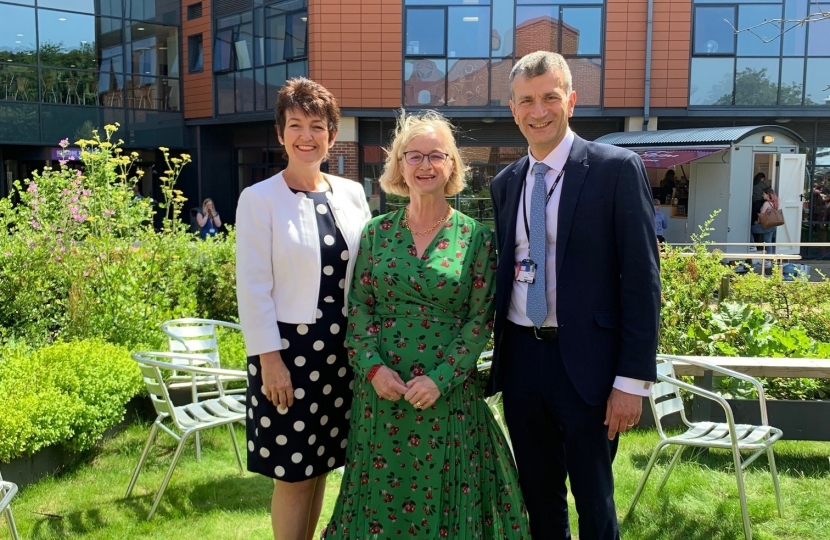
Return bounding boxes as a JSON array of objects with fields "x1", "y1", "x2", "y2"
[{"x1": 236, "y1": 78, "x2": 370, "y2": 540}]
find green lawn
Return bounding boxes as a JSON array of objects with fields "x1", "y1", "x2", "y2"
[{"x1": 2, "y1": 423, "x2": 829, "y2": 539}]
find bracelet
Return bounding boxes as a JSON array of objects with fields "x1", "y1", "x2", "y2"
[{"x1": 366, "y1": 364, "x2": 382, "y2": 382}]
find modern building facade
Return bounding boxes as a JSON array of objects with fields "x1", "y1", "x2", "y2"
[{"x1": 1, "y1": 0, "x2": 828, "y2": 250}]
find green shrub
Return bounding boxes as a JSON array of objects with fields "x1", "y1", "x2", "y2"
[{"x1": 0, "y1": 339, "x2": 143, "y2": 463}]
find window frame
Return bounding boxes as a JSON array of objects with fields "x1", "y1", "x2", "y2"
[{"x1": 187, "y1": 33, "x2": 204, "y2": 73}]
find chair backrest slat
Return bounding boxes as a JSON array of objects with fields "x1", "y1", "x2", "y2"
[
  {"x1": 653, "y1": 396, "x2": 685, "y2": 419},
  {"x1": 652, "y1": 380, "x2": 677, "y2": 399},
  {"x1": 165, "y1": 325, "x2": 215, "y2": 339}
]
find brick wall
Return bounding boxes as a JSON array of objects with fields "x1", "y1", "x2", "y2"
[
  {"x1": 604, "y1": 0, "x2": 690, "y2": 109},
  {"x1": 329, "y1": 141, "x2": 360, "y2": 182},
  {"x1": 182, "y1": 0, "x2": 213, "y2": 118},
  {"x1": 308, "y1": 0, "x2": 402, "y2": 109}
]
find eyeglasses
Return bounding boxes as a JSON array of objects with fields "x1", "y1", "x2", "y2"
[{"x1": 401, "y1": 151, "x2": 450, "y2": 167}]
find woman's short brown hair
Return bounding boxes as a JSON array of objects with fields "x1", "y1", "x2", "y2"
[
  {"x1": 275, "y1": 78, "x2": 340, "y2": 143},
  {"x1": 378, "y1": 110, "x2": 468, "y2": 197}
]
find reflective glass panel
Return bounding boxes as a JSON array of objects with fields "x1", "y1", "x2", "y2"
[
  {"x1": 810, "y1": 166, "x2": 830, "y2": 226},
  {"x1": 406, "y1": 9, "x2": 445, "y2": 56},
  {"x1": 491, "y1": 0, "x2": 514, "y2": 57},
  {"x1": 285, "y1": 12, "x2": 307, "y2": 59},
  {"x1": 406, "y1": 0, "x2": 489, "y2": 4},
  {"x1": 266, "y1": 63, "x2": 286, "y2": 108},
  {"x1": 0, "y1": 64, "x2": 37, "y2": 102},
  {"x1": 804, "y1": 58, "x2": 830, "y2": 105},
  {"x1": 807, "y1": 9, "x2": 830, "y2": 55},
  {"x1": 568, "y1": 57, "x2": 601, "y2": 105},
  {"x1": 562, "y1": 8, "x2": 602, "y2": 56},
  {"x1": 447, "y1": 59, "x2": 489, "y2": 106},
  {"x1": 693, "y1": 7, "x2": 735, "y2": 55},
  {"x1": 737, "y1": 5, "x2": 782, "y2": 56},
  {"x1": 100, "y1": 0, "x2": 123, "y2": 18},
  {"x1": 404, "y1": 58, "x2": 447, "y2": 106},
  {"x1": 38, "y1": 0, "x2": 96, "y2": 13},
  {"x1": 734, "y1": 58, "x2": 779, "y2": 105},
  {"x1": 286, "y1": 59, "x2": 306, "y2": 79},
  {"x1": 689, "y1": 57, "x2": 734, "y2": 105},
  {"x1": 516, "y1": 6, "x2": 559, "y2": 57},
  {"x1": 782, "y1": 0, "x2": 807, "y2": 56},
  {"x1": 447, "y1": 7, "x2": 490, "y2": 58},
  {"x1": 254, "y1": 8, "x2": 265, "y2": 67},
  {"x1": 127, "y1": 0, "x2": 156, "y2": 21},
  {"x1": 216, "y1": 71, "x2": 235, "y2": 114},
  {"x1": 188, "y1": 34, "x2": 204, "y2": 73},
  {"x1": 255, "y1": 67, "x2": 266, "y2": 110},
  {"x1": 0, "y1": 4, "x2": 36, "y2": 64},
  {"x1": 236, "y1": 69, "x2": 255, "y2": 112},
  {"x1": 214, "y1": 29, "x2": 234, "y2": 72},
  {"x1": 0, "y1": 1, "x2": 34, "y2": 5},
  {"x1": 127, "y1": 23, "x2": 179, "y2": 78},
  {"x1": 779, "y1": 58, "x2": 804, "y2": 105},
  {"x1": 235, "y1": 22, "x2": 254, "y2": 69},
  {"x1": 489, "y1": 57, "x2": 513, "y2": 106},
  {"x1": 39, "y1": 10, "x2": 97, "y2": 69},
  {"x1": 265, "y1": 14, "x2": 287, "y2": 64}
]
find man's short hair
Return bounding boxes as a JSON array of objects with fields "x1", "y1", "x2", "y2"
[
  {"x1": 509, "y1": 51, "x2": 573, "y2": 99},
  {"x1": 653, "y1": 198, "x2": 661, "y2": 206}
]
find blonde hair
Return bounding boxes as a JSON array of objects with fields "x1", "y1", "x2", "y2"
[{"x1": 378, "y1": 110, "x2": 468, "y2": 197}]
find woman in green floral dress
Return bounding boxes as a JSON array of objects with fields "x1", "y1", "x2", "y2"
[{"x1": 323, "y1": 111, "x2": 529, "y2": 539}]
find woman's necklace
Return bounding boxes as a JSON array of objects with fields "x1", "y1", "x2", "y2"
[{"x1": 404, "y1": 205, "x2": 453, "y2": 237}]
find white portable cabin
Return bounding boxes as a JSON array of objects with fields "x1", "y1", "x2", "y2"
[{"x1": 595, "y1": 126, "x2": 806, "y2": 254}]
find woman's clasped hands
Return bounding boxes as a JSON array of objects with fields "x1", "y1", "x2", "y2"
[{"x1": 370, "y1": 366, "x2": 441, "y2": 409}]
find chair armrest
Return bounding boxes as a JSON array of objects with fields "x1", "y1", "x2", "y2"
[
  {"x1": 132, "y1": 351, "x2": 247, "y2": 379},
  {"x1": 657, "y1": 373, "x2": 739, "y2": 430},
  {"x1": 659, "y1": 355, "x2": 769, "y2": 406},
  {"x1": 477, "y1": 360, "x2": 492, "y2": 373},
  {"x1": 0, "y1": 481, "x2": 18, "y2": 513}
]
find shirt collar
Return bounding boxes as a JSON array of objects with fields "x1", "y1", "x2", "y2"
[{"x1": 527, "y1": 129, "x2": 574, "y2": 175}]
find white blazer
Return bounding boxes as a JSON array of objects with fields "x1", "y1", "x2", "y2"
[{"x1": 236, "y1": 172, "x2": 371, "y2": 357}]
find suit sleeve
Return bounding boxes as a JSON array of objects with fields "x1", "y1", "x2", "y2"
[
  {"x1": 426, "y1": 227, "x2": 498, "y2": 395},
  {"x1": 613, "y1": 153, "x2": 661, "y2": 382},
  {"x1": 236, "y1": 188, "x2": 283, "y2": 357},
  {"x1": 346, "y1": 222, "x2": 384, "y2": 380}
]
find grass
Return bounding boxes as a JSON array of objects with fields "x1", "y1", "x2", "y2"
[{"x1": 1, "y1": 423, "x2": 829, "y2": 539}]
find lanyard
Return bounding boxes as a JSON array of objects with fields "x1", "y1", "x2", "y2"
[{"x1": 522, "y1": 167, "x2": 565, "y2": 256}]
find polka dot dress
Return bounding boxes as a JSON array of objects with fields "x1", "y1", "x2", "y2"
[{"x1": 246, "y1": 188, "x2": 354, "y2": 482}]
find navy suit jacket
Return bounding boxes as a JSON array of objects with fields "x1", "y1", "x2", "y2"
[{"x1": 486, "y1": 134, "x2": 661, "y2": 406}]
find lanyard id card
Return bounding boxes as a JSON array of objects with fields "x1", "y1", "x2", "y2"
[{"x1": 515, "y1": 258, "x2": 537, "y2": 283}]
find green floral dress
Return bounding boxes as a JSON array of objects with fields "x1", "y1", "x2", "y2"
[{"x1": 322, "y1": 209, "x2": 529, "y2": 539}]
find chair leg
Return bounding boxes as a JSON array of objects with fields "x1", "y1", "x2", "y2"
[
  {"x1": 766, "y1": 447, "x2": 783, "y2": 518},
  {"x1": 658, "y1": 446, "x2": 687, "y2": 492},
  {"x1": 732, "y1": 445, "x2": 753, "y2": 540},
  {"x1": 625, "y1": 442, "x2": 667, "y2": 520},
  {"x1": 228, "y1": 424, "x2": 244, "y2": 474},
  {"x1": 125, "y1": 421, "x2": 160, "y2": 498},
  {"x1": 147, "y1": 432, "x2": 193, "y2": 520},
  {"x1": 191, "y1": 376, "x2": 202, "y2": 461},
  {"x1": 4, "y1": 508, "x2": 20, "y2": 540}
]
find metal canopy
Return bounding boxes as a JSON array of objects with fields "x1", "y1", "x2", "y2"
[
  {"x1": 594, "y1": 125, "x2": 805, "y2": 147},
  {"x1": 634, "y1": 147, "x2": 728, "y2": 169}
]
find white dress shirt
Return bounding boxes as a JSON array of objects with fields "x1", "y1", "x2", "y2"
[{"x1": 507, "y1": 129, "x2": 650, "y2": 397}]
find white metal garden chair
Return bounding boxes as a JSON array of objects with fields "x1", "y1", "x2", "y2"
[
  {"x1": 0, "y1": 472, "x2": 20, "y2": 540},
  {"x1": 126, "y1": 351, "x2": 246, "y2": 520},
  {"x1": 161, "y1": 318, "x2": 247, "y2": 459},
  {"x1": 625, "y1": 354, "x2": 784, "y2": 540}
]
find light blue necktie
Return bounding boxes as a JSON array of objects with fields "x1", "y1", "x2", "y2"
[{"x1": 526, "y1": 162, "x2": 550, "y2": 328}]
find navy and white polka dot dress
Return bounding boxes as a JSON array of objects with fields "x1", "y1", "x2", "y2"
[{"x1": 246, "y1": 188, "x2": 354, "y2": 482}]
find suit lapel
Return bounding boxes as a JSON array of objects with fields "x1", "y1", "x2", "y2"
[
  {"x1": 500, "y1": 157, "x2": 529, "y2": 271},
  {"x1": 556, "y1": 136, "x2": 589, "y2": 279}
]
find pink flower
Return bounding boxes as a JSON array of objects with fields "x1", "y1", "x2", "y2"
[
  {"x1": 77, "y1": 170, "x2": 83, "y2": 177},
  {"x1": 59, "y1": 138, "x2": 69, "y2": 149},
  {"x1": 26, "y1": 182, "x2": 37, "y2": 194},
  {"x1": 30, "y1": 220, "x2": 41, "y2": 229},
  {"x1": 59, "y1": 159, "x2": 67, "y2": 166}
]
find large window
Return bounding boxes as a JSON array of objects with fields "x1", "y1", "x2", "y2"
[
  {"x1": 690, "y1": 0, "x2": 830, "y2": 107},
  {"x1": 403, "y1": 0, "x2": 604, "y2": 108},
  {"x1": 214, "y1": 0, "x2": 308, "y2": 115},
  {"x1": 0, "y1": 2, "x2": 181, "y2": 112}
]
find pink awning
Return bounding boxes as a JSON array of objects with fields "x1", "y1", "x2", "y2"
[{"x1": 634, "y1": 147, "x2": 727, "y2": 169}]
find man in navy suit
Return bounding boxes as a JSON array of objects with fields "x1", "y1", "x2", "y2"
[{"x1": 487, "y1": 51, "x2": 661, "y2": 540}]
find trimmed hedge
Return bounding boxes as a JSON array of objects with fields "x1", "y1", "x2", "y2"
[{"x1": 0, "y1": 339, "x2": 143, "y2": 463}]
